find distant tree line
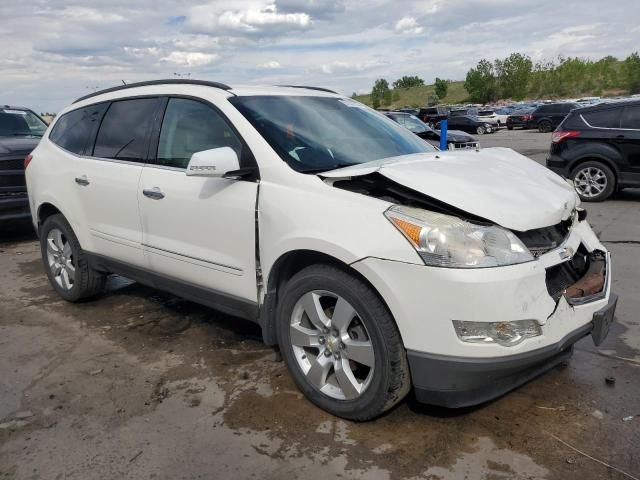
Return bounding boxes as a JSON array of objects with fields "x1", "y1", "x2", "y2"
[
  {"x1": 464, "y1": 52, "x2": 640, "y2": 104},
  {"x1": 365, "y1": 75, "x2": 452, "y2": 108}
]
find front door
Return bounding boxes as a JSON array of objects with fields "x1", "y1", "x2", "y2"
[{"x1": 138, "y1": 97, "x2": 259, "y2": 305}]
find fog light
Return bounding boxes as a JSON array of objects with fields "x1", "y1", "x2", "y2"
[{"x1": 452, "y1": 320, "x2": 542, "y2": 347}]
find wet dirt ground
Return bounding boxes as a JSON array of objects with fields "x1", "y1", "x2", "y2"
[{"x1": 1, "y1": 131, "x2": 640, "y2": 479}]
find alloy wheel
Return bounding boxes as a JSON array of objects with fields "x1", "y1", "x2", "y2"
[
  {"x1": 46, "y1": 228, "x2": 76, "y2": 290},
  {"x1": 289, "y1": 290, "x2": 375, "y2": 400},
  {"x1": 574, "y1": 167, "x2": 608, "y2": 199}
]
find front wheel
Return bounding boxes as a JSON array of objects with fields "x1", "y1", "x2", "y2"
[
  {"x1": 538, "y1": 121, "x2": 552, "y2": 133},
  {"x1": 276, "y1": 264, "x2": 410, "y2": 421},
  {"x1": 40, "y1": 214, "x2": 106, "y2": 302},
  {"x1": 571, "y1": 161, "x2": 615, "y2": 202}
]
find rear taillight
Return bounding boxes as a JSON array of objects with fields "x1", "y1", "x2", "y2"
[
  {"x1": 523, "y1": 114, "x2": 533, "y2": 121},
  {"x1": 24, "y1": 154, "x2": 33, "y2": 169},
  {"x1": 552, "y1": 130, "x2": 581, "y2": 143}
]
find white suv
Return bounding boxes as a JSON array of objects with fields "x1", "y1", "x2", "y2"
[{"x1": 26, "y1": 80, "x2": 617, "y2": 420}]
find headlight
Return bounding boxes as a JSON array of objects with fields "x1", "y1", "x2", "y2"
[
  {"x1": 452, "y1": 319, "x2": 542, "y2": 347},
  {"x1": 384, "y1": 205, "x2": 533, "y2": 268}
]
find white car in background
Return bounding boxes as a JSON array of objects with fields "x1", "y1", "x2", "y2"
[
  {"x1": 25, "y1": 80, "x2": 616, "y2": 420},
  {"x1": 477, "y1": 109, "x2": 508, "y2": 127}
]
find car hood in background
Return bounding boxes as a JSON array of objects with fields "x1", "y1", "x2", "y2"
[
  {"x1": 0, "y1": 137, "x2": 41, "y2": 157},
  {"x1": 442, "y1": 130, "x2": 475, "y2": 142},
  {"x1": 322, "y1": 147, "x2": 577, "y2": 232}
]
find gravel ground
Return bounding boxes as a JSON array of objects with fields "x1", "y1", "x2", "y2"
[{"x1": 1, "y1": 129, "x2": 639, "y2": 480}]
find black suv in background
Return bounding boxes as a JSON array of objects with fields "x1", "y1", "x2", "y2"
[
  {"x1": 531, "y1": 102, "x2": 581, "y2": 132},
  {"x1": 0, "y1": 106, "x2": 47, "y2": 221},
  {"x1": 546, "y1": 100, "x2": 640, "y2": 201}
]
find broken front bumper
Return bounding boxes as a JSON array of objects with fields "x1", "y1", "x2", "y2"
[{"x1": 351, "y1": 219, "x2": 615, "y2": 408}]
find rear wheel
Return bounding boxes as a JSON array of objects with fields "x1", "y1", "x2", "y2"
[
  {"x1": 571, "y1": 161, "x2": 615, "y2": 202},
  {"x1": 276, "y1": 264, "x2": 410, "y2": 420},
  {"x1": 538, "y1": 120, "x2": 552, "y2": 133},
  {"x1": 476, "y1": 125, "x2": 486, "y2": 135},
  {"x1": 40, "y1": 214, "x2": 106, "y2": 301},
  {"x1": 507, "y1": 125, "x2": 514, "y2": 130}
]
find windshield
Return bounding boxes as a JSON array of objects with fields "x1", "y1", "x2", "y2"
[
  {"x1": 0, "y1": 109, "x2": 47, "y2": 137},
  {"x1": 402, "y1": 114, "x2": 431, "y2": 133},
  {"x1": 230, "y1": 96, "x2": 435, "y2": 173}
]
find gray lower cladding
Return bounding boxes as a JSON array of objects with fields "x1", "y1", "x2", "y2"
[{"x1": 407, "y1": 306, "x2": 611, "y2": 408}]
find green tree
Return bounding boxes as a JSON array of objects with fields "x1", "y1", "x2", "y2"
[
  {"x1": 494, "y1": 53, "x2": 532, "y2": 99},
  {"x1": 392, "y1": 75, "x2": 424, "y2": 89},
  {"x1": 371, "y1": 78, "x2": 390, "y2": 108},
  {"x1": 464, "y1": 59, "x2": 497, "y2": 103},
  {"x1": 623, "y1": 52, "x2": 640, "y2": 93},
  {"x1": 434, "y1": 78, "x2": 448, "y2": 99},
  {"x1": 427, "y1": 93, "x2": 439, "y2": 106}
]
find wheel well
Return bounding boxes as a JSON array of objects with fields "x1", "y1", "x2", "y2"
[
  {"x1": 37, "y1": 203, "x2": 62, "y2": 226},
  {"x1": 569, "y1": 157, "x2": 618, "y2": 186},
  {"x1": 260, "y1": 250, "x2": 392, "y2": 346}
]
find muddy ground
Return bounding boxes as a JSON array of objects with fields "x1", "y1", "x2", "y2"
[{"x1": 1, "y1": 130, "x2": 639, "y2": 479}]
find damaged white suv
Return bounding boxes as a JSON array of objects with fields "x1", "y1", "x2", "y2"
[{"x1": 26, "y1": 80, "x2": 617, "y2": 420}]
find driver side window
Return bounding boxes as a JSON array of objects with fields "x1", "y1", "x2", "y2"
[{"x1": 157, "y1": 98, "x2": 242, "y2": 169}]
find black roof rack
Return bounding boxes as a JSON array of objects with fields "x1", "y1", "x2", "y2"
[
  {"x1": 73, "y1": 79, "x2": 232, "y2": 104},
  {"x1": 277, "y1": 85, "x2": 339, "y2": 94}
]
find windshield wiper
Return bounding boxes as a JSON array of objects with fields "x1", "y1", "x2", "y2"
[{"x1": 298, "y1": 163, "x2": 353, "y2": 174}]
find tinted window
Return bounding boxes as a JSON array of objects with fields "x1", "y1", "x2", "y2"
[
  {"x1": 561, "y1": 104, "x2": 577, "y2": 113},
  {"x1": 93, "y1": 98, "x2": 159, "y2": 162},
  {"x1": 536, "y1": 105, "x2": 551, "y2": 114},
  {"x1": 621, "y1": 106, "x2": 640, "y2": 129},
  {"x1": 157, "y1": 98, "x2": 243, "y2": 169},
  {"x1": 582, "y1": 109, "x2": 621, "y2": 128},
  {"x1": 50, "y1": 104, "x2": 107, "y2": 154},
  {"x1": 0, "y1": 109, "x2": 47, "y2": 137}
]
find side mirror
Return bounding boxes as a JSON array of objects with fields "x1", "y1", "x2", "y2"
[{"x1": 185, "y1": 147, "x2": 240, "y2": 178}]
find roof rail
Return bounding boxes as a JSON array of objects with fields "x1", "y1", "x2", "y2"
[
  {"x1": 73, "y1": 79, "x2": 232, "y2": 104},
  {"x1": 277, "y1": 85, "x2": 339, "y2": 94}
]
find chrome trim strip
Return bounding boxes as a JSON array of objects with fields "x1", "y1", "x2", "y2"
[{"x1": 142, "y1": 243, "x2": 243, "y2": 272}]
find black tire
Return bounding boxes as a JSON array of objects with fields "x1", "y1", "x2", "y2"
[
  {"x1": 570, "y1": 161, "x2": 616, "y2": 202},
  {"x1": 276, "y1": 264, "x2": 410, "y2": 421},
  {"x1": 507, "y1": 125, "x2": 514, "y2": 130},
  {"x1": 538, "y1": 120, "x2": 552, "y2": 133},
  {"x1": 40, "y1": 214, "x2": 106, "y2": 302}
]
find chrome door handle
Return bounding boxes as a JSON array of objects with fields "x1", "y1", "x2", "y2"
[
  {"x1": 75, "y1": 176, "x2": 90, "y2": 186},
  {"x1": 142, "y1": 187, "x2": 165, "y2": 200}
]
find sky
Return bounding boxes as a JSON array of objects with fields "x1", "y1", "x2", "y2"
[{"x1": 2, "y1": 0, "x2": 639, "y2": 113}]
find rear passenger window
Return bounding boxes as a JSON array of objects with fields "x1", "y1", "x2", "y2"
[
  {"x1": 621, "y1": 106, "x2": 640, "y2": 129},
  {"x1": 93, "y1": 98, "x2": 159, "y2": 162},
  {"x1": 583, "y1": 109, "x2": 621, "y2": 128},
  {"x1": 156, "y1": 98, "x2": 243, "y2": 169},
  {"x1": 49, "y1": 104, "x2": 107, "y2": 154}
]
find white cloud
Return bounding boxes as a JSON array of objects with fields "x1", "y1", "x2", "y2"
[
  {"x1": 394, "y1": 16, "x2": 423, "y2": 35},
  {"x1": 257, "y1": 60, "x2": 282, "y2": 69},
  {"x1": 161, "y1": 51, "x2": 219, "y2": 67}
]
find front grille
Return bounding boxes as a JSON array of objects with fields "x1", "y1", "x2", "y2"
[{"x1": 515, "y1": 219, "x2": 572, "y2": 258}]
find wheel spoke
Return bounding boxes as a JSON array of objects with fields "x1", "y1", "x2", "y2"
[
  {"x1": 300, "y1": 292, "x2": 330, "y2": 330},
  {"x1": 290, "y1": 324, "x2": 320, "y2": 347},
  {"x1": 62, "y1": 242, "x2": 72, "y2": 257},
  {"x1": 51, "y1": 230, "x2": 64, "y2": 251},
  {"x1": 306, "y1": 353, "x2": 332, "y2": 390},
  {"x1": 334, "y1": 357, "x2": 361, "y2": 399},
  {"x1": 65, "y1": 261, "x2": 76, "y2": 281},
  {"x1": 331, "y1": 297, "x2": 356, "y2": 332},
  {"x1": 60, "y1": 269, "x2": 71, "y2": 289},
  {"x1": 343, "y1": 338, "x2": 375, "y2": 367},
  {"x1": 52, "y1": 264, "x2": 63, "y2": 276},
  {"x1": 47, "y1": 238, "x2": 60, "y2": 254}
]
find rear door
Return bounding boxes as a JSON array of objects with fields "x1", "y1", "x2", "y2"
[
  {"x1": 70, "y1": 97, "x2": 162, "y2": 266},
  {"x1": 138, "y1": 96, "x2": 259, "y2": 307},
  {"x1": 619, "y1": 105, "x2": 640, "y2": 180}
]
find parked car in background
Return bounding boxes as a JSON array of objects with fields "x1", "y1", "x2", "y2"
[
  {"x1": 0, "y1": 106, "x2": 47, "y2": 222},
  {"x1": 476, "y1": 110, "x2": 503, "y2": 128},
  {"x1": 443, "y1": 114, "x2": 495, "y2": 135},
  {"x1": 547, "y1": 99, "x2": 640, "y2": 201},
  {"x1": 531, "y1": 102, "x2": 581, "y2": 133},
  {"x1": 26, "y1": 79, "x2": 615, "y2": 420},
  {"x1": 493, "y1": 108, "x2": 512, "y2": 126},
  {"x1": 384, "y1": 112, "x2": 478, "y2": 149},
  {"x1": 506, "y1": 109, "x2": 534, "y2": 130},
  {"x1": 418, "y1": 106, "x2": 448, "y2": 127}
]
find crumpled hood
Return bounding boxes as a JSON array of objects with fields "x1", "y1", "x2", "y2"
[
  {"x1": 0, "y1": 137, "x2": 40, "y2": 156},
  {"x1": 322, "y1": 147, "x2": 578, "y2": 232}
]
